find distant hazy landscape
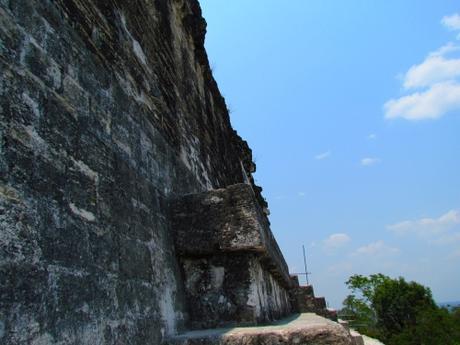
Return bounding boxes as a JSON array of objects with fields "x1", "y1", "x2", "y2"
[{"x1": 440, "y1": 301, "x2": 460, "y2": 310}]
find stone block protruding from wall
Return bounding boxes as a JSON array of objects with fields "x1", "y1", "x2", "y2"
[{"x1": 170, "y1": 184, "x2": 293, "y2": 329}]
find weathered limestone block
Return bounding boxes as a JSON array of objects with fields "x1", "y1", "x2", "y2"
[
  {"x1": 171, "y1": 183, "x2": 291, "y2": 284},
  {"x1": 290, "y1": 284, "x2": 338, "y2": 321},
  {"x1": 166, "y1": 313, "x2": 354, "y2": 345},
  {"x1": 170, "y1": 184, "x2": 292, "y2": 328}
]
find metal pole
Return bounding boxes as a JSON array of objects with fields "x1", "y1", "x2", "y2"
[{"x1": 302, "y1": 244, "x2": 309, "y2": 285}]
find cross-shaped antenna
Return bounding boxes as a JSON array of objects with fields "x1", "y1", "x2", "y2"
[
  {"x1": 302, "y1": 244, "x2": 311, "y2": 285},
  {"x1": 292, "y1": 244, "x2": 311, "y2": 285}
]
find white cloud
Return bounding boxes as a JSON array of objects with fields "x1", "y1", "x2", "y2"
[
  {"x1": 429, "y1": 42, "x2": 460, "y2": 57},
  {"x1": 315, "y1": 150, "x2": 331, "y2": 160},
  {"x1": 367, "y1": 133, "x2": 377, "y2": 140},
  {"x1": 384, "y1": 81, "x2": 460, "y2": 120},
  {"x1": 352, "y1": 240, "x2": 399, "y2": 256},
  {"x1": 388, "y1": 209, "x2": 460, "y2": 236},
  {"x1": 361, "y1": 157, "x2": 380, "y2": 166},
  {"x1": 442, "y1": 13, "x2": 460, "y2": 31},
  {"x1": 298, "y1": 192, "x2": 306, "y2": 197},
  {"x1": 384, "y1": 15, "x2": 460, "y2": 121},
  {"x1": 323, "y1": 233, "x2": 351, "y2": 250},
  {"x1": 403, "y1": 48, "x2": 460, "y2": 89}
]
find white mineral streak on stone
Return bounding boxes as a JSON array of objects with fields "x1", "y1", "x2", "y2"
[
  {"x1": 240, "y1": 160, "x2": 250, "y2": 184},
  {"x1": 11, "y1": 125, "x2": 56, "y2": 161},
  {"x1": 24, "y1": 125, "x2": 46, "y2": 150},
  {"x1": 210, "y1": 266, "x2": 225, "y2": 288},
  {"x1": 147, "y1": 238, "x2": 182, "y2": 336},
  {"x1": 47, "y1": 61, "x2": 62, "y2": 89},
  {"x1": 115, "y1": 71, "x2": 153, "y2": 111},
  {"x1": 70, "y1": 157, "x2": 98, "y2": 181},
  {"x1": 22, "y1": 92, "x2": 41, "y2": 118},
  {"x1": 159, "y1": 285, "x2": 177, "y2": 336},
  {"x1": 132, "y1": 40, "x2": 147, "y2": 65},
  {"x1": 131, "y1": 197, "x2": 149, "y2": 213},
  {"x1": 120, "y1": 13, "x2": 147, "y2": 65},
  {"x1": 179, "y1": 145, "x2": 192, "y2": 170},
  {"x1": 246, "y1": 259, "x2": 291, "y2": 321},
  {"x1": 202, "y1": 195, "x2": 223, "y2": 205},
  {"x1": 180, "y1": 137, "x2": 213, "y2": 190},
  {"x1": 113, "y1": 138, "x2": 132, "y2": 157},
  {"x1": 69, "y1": 202, "x2": 96, "y2": 222},
  {"x1": 247, "y1": 275, "x2": 262, "y2": 318},
  {"x1": 19, "y1": 34, "x2": 42, "y2": 65}
]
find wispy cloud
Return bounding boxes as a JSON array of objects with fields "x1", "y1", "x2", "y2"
[
  {"x1": 367, "y1": 133, "x2": 377, "y2": 140},
  {"x1": 384, "y1": 14, "x2": 460, "y2": 120},
  {"x1": 442, "y1": 13, "x2": 460, "y2": 32},
  {"x1": 323, "y1": 233, "x2": 351, "y2": 250},
  {"x1": 352, "y1": 240, "x2": 399, "y2": 256},
  {"x1": 403, "y1": 44, "x2": 460, "y2": 89},
  {"x1": 361, "y1": 157, "x2": 380, "y2": 166},
  {"x1": 315, "y1": 150, "x2": 331, "y2": 160},
  {"x1": 385, "y1": 81, "x2": 460, "y2": 120},
  {"x1": 388, "y1": 209, "x2": 460, "y2": 237},
  {"x1": 298, "y1": 192, "x2": 306, "y2": 197}
]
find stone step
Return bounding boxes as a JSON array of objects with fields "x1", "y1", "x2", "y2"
[
  {"x1": 350, "y1": 330, "x2": 365, "y2": 345},
  {"x1": 338, "y1": 319, "x2": 350, "y2": 332},
  {"x1": 166, "y1": 313, "x2": 354, "y2": 345}
]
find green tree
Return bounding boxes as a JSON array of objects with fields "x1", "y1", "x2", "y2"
[
  {"x1": 372, "y1": 277, "x2": 435, "y2": 340},
  {"x1": 341, "y1": 274, "x2": 460, "y2": 345}
]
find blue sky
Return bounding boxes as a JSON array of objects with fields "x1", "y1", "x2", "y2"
[{"x1": 199, "y1": 1, "x2": 460, "y2": 308}]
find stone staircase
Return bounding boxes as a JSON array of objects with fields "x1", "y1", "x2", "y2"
[{"x1": 289, "y1": 276, "x2": 338, "y2": 321}]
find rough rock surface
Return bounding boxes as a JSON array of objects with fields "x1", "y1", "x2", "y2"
[
  {"x1": 170, "y1": 184, "x2": 292, "y2": 328},
  {"x1": 361, "y1": 334, "x2": 385, "y2": 345},
  {"x1": 0, "y1": 0, "x2": 265, "y2": 344},
  {"x1": 166, "y1": 313, "x2": 354, "y2": 345},
  {"x1": 0, "y1": 0, "x2": 348, "y2": 344}
]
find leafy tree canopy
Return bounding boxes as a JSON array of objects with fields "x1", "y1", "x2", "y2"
[{"x1": 340, "y1": 274, "x2": 460, "y2": 345}]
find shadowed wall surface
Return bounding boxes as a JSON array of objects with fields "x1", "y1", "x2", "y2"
[{"x1": 0, "y1": 0, "x2": 292, "y2": 344}]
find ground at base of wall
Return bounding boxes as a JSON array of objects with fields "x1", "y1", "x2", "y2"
[{"x1": 165, "y1": 313, "x2": 354, "y2": 345}]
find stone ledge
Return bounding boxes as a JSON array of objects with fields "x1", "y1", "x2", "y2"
[
  {"x1": 170, "y1": 183, "x2": 291, "y2": 287},
  {"x1": 165, "y1": 313, "x2": 353, "y2": 345}
]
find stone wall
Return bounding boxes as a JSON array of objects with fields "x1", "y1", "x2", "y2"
[
  {"x1": 181, "y1": 253, "x2": 291, "y2": 329},
  {"x1": 170, "y1": 184, "x2": 292, "y2": 329},
  {"x1": 0, "y1": 0, "x2": 273, "y2": 344}
]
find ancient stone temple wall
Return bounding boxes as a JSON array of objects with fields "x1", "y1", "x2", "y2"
[{"x1": 0, "y1": 1, "x2": 291, "y2": 344}]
